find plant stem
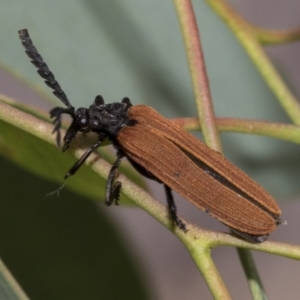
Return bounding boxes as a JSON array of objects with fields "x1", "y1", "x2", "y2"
[
  {"x1": 173, "y1": 0, "x2": 222, "y2": 151},
  {"x1": 206, "y1": 0, "x2": 300, "y2": 125},
  {"x1": 237, "y1": 248, "x2": 268, "y2": 300},
  {"x1": 254, "y1": 26, "x2": 300, "y2": 44},
  {"x1": 171, "y1": 117, "x2": 300, "y2": 144}
]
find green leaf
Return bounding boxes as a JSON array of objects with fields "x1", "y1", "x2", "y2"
[{"x1": 0, "y1": 157, "x2": 150, "y2": 300}]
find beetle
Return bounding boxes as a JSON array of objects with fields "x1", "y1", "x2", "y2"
[{"x1": 18, "y1": 29, "x2": 282, "y2": 243}]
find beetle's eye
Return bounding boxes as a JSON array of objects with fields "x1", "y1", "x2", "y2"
[
  {"x1": 78, "y1": 116, "x2": 89, "y2": 128},
  {"x1": 80, "y1": 117, "x2": 87, "y2": 125},
  {"x1": 75, "y1": 108, "x2": 89, "y2": 128}
]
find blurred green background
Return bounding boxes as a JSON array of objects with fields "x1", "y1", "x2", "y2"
[{"x1": 0, "y1": 1, "x2": 300, "y2": 299}]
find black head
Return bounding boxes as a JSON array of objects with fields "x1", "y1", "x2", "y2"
[{"x1": 57, "y1": 96, "x2": 133, "y2": 151}]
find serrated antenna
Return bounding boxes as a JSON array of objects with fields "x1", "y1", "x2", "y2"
[{"x1": 18, "y1": 29, "x2": 73, "y2": 109}]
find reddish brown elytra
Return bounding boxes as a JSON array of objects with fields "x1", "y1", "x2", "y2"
[
  {"x1": 19, "y1": 28, "x2": 282, "y2": 243},
  {"x1": 118, "y1": 106, "x2": 282, "y2": 242}
]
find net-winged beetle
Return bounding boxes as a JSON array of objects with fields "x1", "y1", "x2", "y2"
[{"x1": 18, "y1": 29, "x2": 282, "y2": 243}]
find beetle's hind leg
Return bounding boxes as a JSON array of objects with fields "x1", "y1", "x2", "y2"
[
  {"x1": 164, "y1": 185, "x2": 187, "y2": 232},
  {"x1": 123, "y1": 157, "x2": 187, "y2": 232},
  {"x1": 105, "y1": 150, "x2": 125, "y2": 206}
]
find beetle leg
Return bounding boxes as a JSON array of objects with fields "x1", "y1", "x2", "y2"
[
  {"x1": 64, "y1": 137, "x2": 105, "y2": 179},
  {"x1": 50, "y1": 106, "x2": 75, "y2": 148},
  {"x1": 105, "y1": 151, "x2": 125, "y2": 206},
  {"x1": 164, "y1": 185, "x2": 187, "y2": 232},
  {"x1": 61, "y1": 119, "x2": 80, "y2": 152}
]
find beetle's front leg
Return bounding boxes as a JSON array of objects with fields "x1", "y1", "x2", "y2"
[
  {"x1": 50, "y1": 106, "x2": 75, "y2": 148},
  {"x1": 105, "y1": 150, "x2": 125, "y2": 206},
  {"x1": 64, "y1": 136, "x2": 105, "y2": 179}
]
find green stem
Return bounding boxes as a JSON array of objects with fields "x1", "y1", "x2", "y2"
[
  {"x1": 253, "y1": 26, "x2": 300, "y2": 44},
  {"x1": 171, "y1": 117, "x2": 300, "y2": 144},
  {"x1": 173, "y1": 0, "x2": 222, "y2": 151},
  {"x1": 206, "y1": 0, "x2": 300, "y2": 125},
  {"x1": 237, "y1": 248, "x2": 268, "y2": 300},
  {"x1": 188, "y1": 245, "x2": 232, "y2": 299}
]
